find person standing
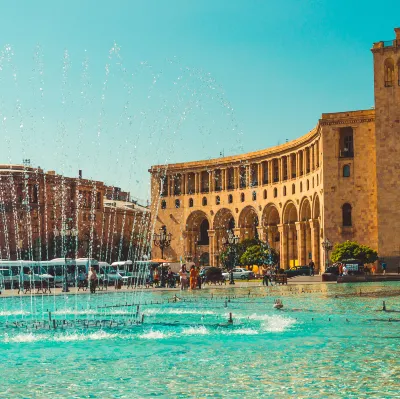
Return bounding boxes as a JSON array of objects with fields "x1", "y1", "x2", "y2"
[
  {"x1": 309, "y1": 260, "x2": 315, "y2": 276},
  {"x1": 382, "y1": 262, "x2": 387, "y2": 275},
  {"x1": 179, "y1": 264, "x2": 188, "y2": 290},
  {"x1": 88, "y1": 266, "x2": 97, "y2": 294},
  {"x1": 196, "y1": 266, "x2": 202, "y2": 289},
  {"x1": 189, "y1": 265, "x2": 197, "y2": 290}
]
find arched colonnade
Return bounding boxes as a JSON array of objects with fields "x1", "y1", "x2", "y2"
[{"x1": 184, "y1": 194, "x2": 322, "y2": 271}]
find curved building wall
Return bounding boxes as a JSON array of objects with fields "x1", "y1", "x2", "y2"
[{"x1": 150, "y1": 128, "x2": 325, "y2": 271}]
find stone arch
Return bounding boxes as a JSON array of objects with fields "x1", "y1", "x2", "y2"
[
  {"x1": 282, "y1": 200, "x2": 299, "y2": 268},
  {"x1": 282, "y1": 200, "x2": 298, "y2": 224},
  {"x1": 213, "y1": 208, "x2": 236, "y2": 267},
  {"x1": 262, "y1": 203, "x2": 281, "y2": 252},
  {"x1": 299, "y1": 197, "x2": 312, "y2": 222},
  {"x1": 238, "y1": 206, "x2": 259, "y2": 240},
  {"x1": 186, "y1": 210, "x2": 211, "y2": 263},
  {"x1": 312, "y1": 194, "x2": 321, "y2": 220}
]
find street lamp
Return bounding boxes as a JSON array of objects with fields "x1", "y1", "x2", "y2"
[
  {"x1": 153, "y1": 225, "x2": 172, "y2": 288},
  {"x1": 322, "y1": 238, "x2": 333, "y2": 271},
  {"x1": 222, "y1": 230, "x2": 240, "y2": 285},
  {"x1": 55, "y1": 221, "x2": 78, "y2": 292}
]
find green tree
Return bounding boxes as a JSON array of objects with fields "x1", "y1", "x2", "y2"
[
  {"x1": 240, "y1": 244, "x2": 278, "y2": 266},
  {"x1": 330, "y1": 241, "x2": 378, "y2": 264}
]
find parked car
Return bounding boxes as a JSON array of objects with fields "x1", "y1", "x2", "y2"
[
  {"x1": 222, "y1": 268, "x2": 255, "y2": 280},
  {"x1": 284, "y1": 265, "x2": 311, "y2": 278},
  {"x1": 322, "y1": 265, "x2": 339, "y2": 282}
]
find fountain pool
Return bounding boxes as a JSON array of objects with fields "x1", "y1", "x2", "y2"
[{"x1": 1, "y1": 282, "x2": 399, "y2": 398}]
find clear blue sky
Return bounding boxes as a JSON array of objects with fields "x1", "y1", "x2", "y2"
[{"x1": 0, "y1": 0, "x2": 398, "y2": 203}]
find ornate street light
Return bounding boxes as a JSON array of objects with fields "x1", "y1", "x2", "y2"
[
  {"x1": 153, "y1": 225, "x2": 172, "y2": 288},
  {"x1": 54, "y1": 220, "x2": 78, "y2": 292},
  {"x1": 222, "y1": 230, "x2": 240, "y2": 285},
  {"x1": 322, "y1": 238, "x2": 333, "y2": 271}
]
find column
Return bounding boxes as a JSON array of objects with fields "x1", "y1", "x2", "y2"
[
  {"x1": 305, "y1": 221, "x2": 312, "y2": 263},
  {"x1": 311, "y1": 145, "x2": 315, "y2": 171},
  {"x1": 258, "y1": 163, "x2": 262, "y2": 186},
  {"x1": 208, "y1": 171, "x2": 213, "y2": 192},
  {"x1": 194, "y1": 173, "x2": 198, "y2": 194},
  {"x1": 221, "y1": 169, "x2": 226, "y2": 191},
  {"x1": 208, "y1": 229, "x2": 216, "y2": 266},
  {"x1": 296, "y1": 153, "x2": 300, "y2": 177},
  {"x1": 257, "y1": 226, "x2": 266, "y2": 242},
  {"x1": 167, "y1": 175, "x2": 171, "y2": 196},
  {"x1": 309, "y1": 219, "x2": 320, "y2": 272},
  {"x1": 287, "y1": 224, "x2": 297, "y2": 267},
  {"x1": 303, "y1": 149, "x2": 307, "y2": 175},
  {"x1": 295, "y1": 221, "x2": 306, "y2": 265},
  {"x1": 182, "y1": 174, "x2": 186, "y2": 195},
  {"x1": 277, "y1": 224, "x2": 288, "y2": 270},
  {"x1": 234, "y1": 167, "x2": 239, "y2": 189}
]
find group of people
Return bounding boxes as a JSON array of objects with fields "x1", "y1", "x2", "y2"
[
  {"x1": 260, "y1": 265, "x2": 278, "y2": 286},
  {"x1": 179, "y1": 264, "x2": 202, "y2": 290}
]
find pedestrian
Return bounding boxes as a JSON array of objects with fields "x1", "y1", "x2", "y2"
[
  {"x1": 382, "y1": 262, "x2": 387, "y2": 275},
  {"x1": 196, "y1": 266, "x2": 202, "y2": 289},
  {"x1": 342, "y1": 265, "x2": 348, "y2": 276},
  {"x1": 153, "y1": 267, "x2": 160, "y2": 287},
  {"x1": 88, "y1": 266, "x2": 97, "y2": 294},
  {"x1": 190, "y1": 265, "x2": 197, "y2": 290},
  {"x1": 309, "y1": 259, "x2": 315, "y2": 276},
  {"x1": 338, "y1": 263, "x2": 343, "y2": 276},
  {"x1": 180, "y1": 264, "x2": 188, "y2": 290}
]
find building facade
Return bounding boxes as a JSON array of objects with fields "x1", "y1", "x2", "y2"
[
  {"x1": 150, "y1": 28, "x2": 400, "y2": 272},
  {"x1": 0, "y1": 165, "x2": 150, "y2": 262}
]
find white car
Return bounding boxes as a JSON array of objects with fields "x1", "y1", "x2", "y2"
[{"x1": 222, "y1": 268, "x2": 254, "y2": 280}]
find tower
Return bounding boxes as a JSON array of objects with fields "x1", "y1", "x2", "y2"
[{"x1": 372, "y1": 28, "x2": 400, "y2": 270}]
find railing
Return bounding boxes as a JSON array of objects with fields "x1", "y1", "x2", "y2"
[
  {"x1": 273, "y1": 177, "x2": 279, "y2": 183},
  {"x1": 201, "y1": 188, "x2": 209, "y2": 193},
  {"x1": 339, "y1": 150, "x2": 354, "y2": 158},
  {"x1": 214, "y1": 186, "x2": 222, "y2": 192},
  {"x1": 227, "y1": 184, "x2": 235, "y2": 190},
  {"x1": 383, "y1": 40, "x2": 396, "y2": 47},
  {"x1": 385, "y1": 80, "x2": 393, "y2": 87},
  {"x1": 292, "y1": 173, "x2": 296, "y2": 178},
  {"x1": 262, "y1": 179, "x2": 269, "y2": 185}
]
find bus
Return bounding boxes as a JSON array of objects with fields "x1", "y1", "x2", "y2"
[{"x1": 0, "y1": 260, "x2": 54, "y2": 288}]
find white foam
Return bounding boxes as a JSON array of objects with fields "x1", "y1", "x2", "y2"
[
  {"x1": 52, "y1": 309, "x2": 129, "y2": 316},
  {"x1": 223, "y1": 328, "x2": 259, "y2": 335},
  {"x1": 0, "y1": 310, "x2": 29, "y2": 317},
  {"x1": 54, "y1": 330, "x2": 120, "y2": 342},
  {"x1": 4, "y1": 333, "x2": 49, "y2": 343},
  {"x1": 260, "y1": 315, "x2": 297, "y2": 332},
  {"x1": 144, "y1": 308, "x2": 215, "y2": 316},
  {"x1": 182, "y1": 326, "x2": 209, "y2": 335},
  {"x1": 139, "y1": 330, "x2": 172, "y2": 339}
]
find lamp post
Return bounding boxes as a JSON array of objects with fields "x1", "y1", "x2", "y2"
[
  {"x1": 153, "y1": 225, "x2": 172, "y2": 288},
  {"x1": 222, "y1": 230, "x2": 240, "y2": 285},
  {"x1": 55, "y1": 220, "x2": 78, "y2": 293},
  {"x1": 322, "y1": 239, "x2": 333, "y2": 271}
]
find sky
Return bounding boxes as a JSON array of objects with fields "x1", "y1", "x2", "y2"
[{"x1": 0, "y1": 0, "x2": 399, "y2": 204}]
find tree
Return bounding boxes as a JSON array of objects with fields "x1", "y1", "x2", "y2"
[
  {"x1": 240, "y1": 244, "x2": 278, "y2": 266},
  {"x1": 330, "y1": 241, "x2": 378, "y2": 264}
]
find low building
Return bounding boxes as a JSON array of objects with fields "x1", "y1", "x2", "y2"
[{"x1": 0, "y1": 165, "x2": 150, "y2": 262}]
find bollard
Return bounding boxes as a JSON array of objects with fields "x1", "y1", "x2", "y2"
[
  {"x1": 48, "y1": 312, "x2": 51, "y2": 322},
  {"x1": 383, "y1": 301, "x2": 386, "y2": 311},
  {"x1": 228, "y1": 313, "x2": 233, "y2": 324},
  {"x1": 53, "y1": 320, "x2": 56, "y2": 329}
]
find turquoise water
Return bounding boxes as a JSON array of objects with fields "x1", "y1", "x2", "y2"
[{"x1": 1, "y1": 282, "x2": 399, "y2": 398}]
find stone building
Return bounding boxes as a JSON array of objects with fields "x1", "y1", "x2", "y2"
[
  {"x1": 0, "y1": 165, "x2": 150, "y2": 262},
  {"x1": 149, "y1": 28, "x2": 400, "y2": 272}
]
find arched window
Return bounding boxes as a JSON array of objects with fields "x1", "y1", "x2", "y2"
[
  {"x1": 292, "y1": 184, "x2": 295, "y2": 194},
  {"x1": 273, "y1": 188, "x2": 277, "y2": 198},
  {"x1": 342, "y1": 203, "x2": 352, "y2": 227},
  {"x1": 189, "y1": 198, "x2": 194, "y2": 207},
  {"x1": 252, "y1": 191, "x2": 256, "y2": 201},
  {"x1": 263, "y1": 189, "x2": 267, "y2": 200},
  {"x1": 300, "y1": 182, "x2": 303, "y2": 193},
  {"x1": 228, "y1": 194, "x2": 233, "y2": 204},
  {"x1": 343, "y1": 164, "x2": 350, "y2": 177},
  {"x1": 175, "y1": 199, "x2": 180, "y2": 208},
  {"x1": 161, "y1": 200, "x2": 166, "y2": 209},
  {"x1": 283, "y1": 186, "x2": 286, "y2": 196},
  {"x1": 202, "y1": 197, "x2": 207, "y2": 206},
  {"x1": 240, "y1": 193, "x2": 245, "y2": 202},
  {"x1": 384, "y1": 58, "x2": 394, "y2": 87},
  {"x1": 215, "y1": 196, "x2": 220, "y2": 205},
  {"x1": 306, "y1": 180, "x2": 309, "y2": 190}
]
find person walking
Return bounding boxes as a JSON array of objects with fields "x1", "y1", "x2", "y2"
[
  {"x1": 179, "y1": 264, "x2": 188, "y2": 290},
  {"x1": 88, "y1": 266, "x2": 97, "y2": 294},
  {"x1": 309, "y1": 259, "x2": 315, "y2": 276}
]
